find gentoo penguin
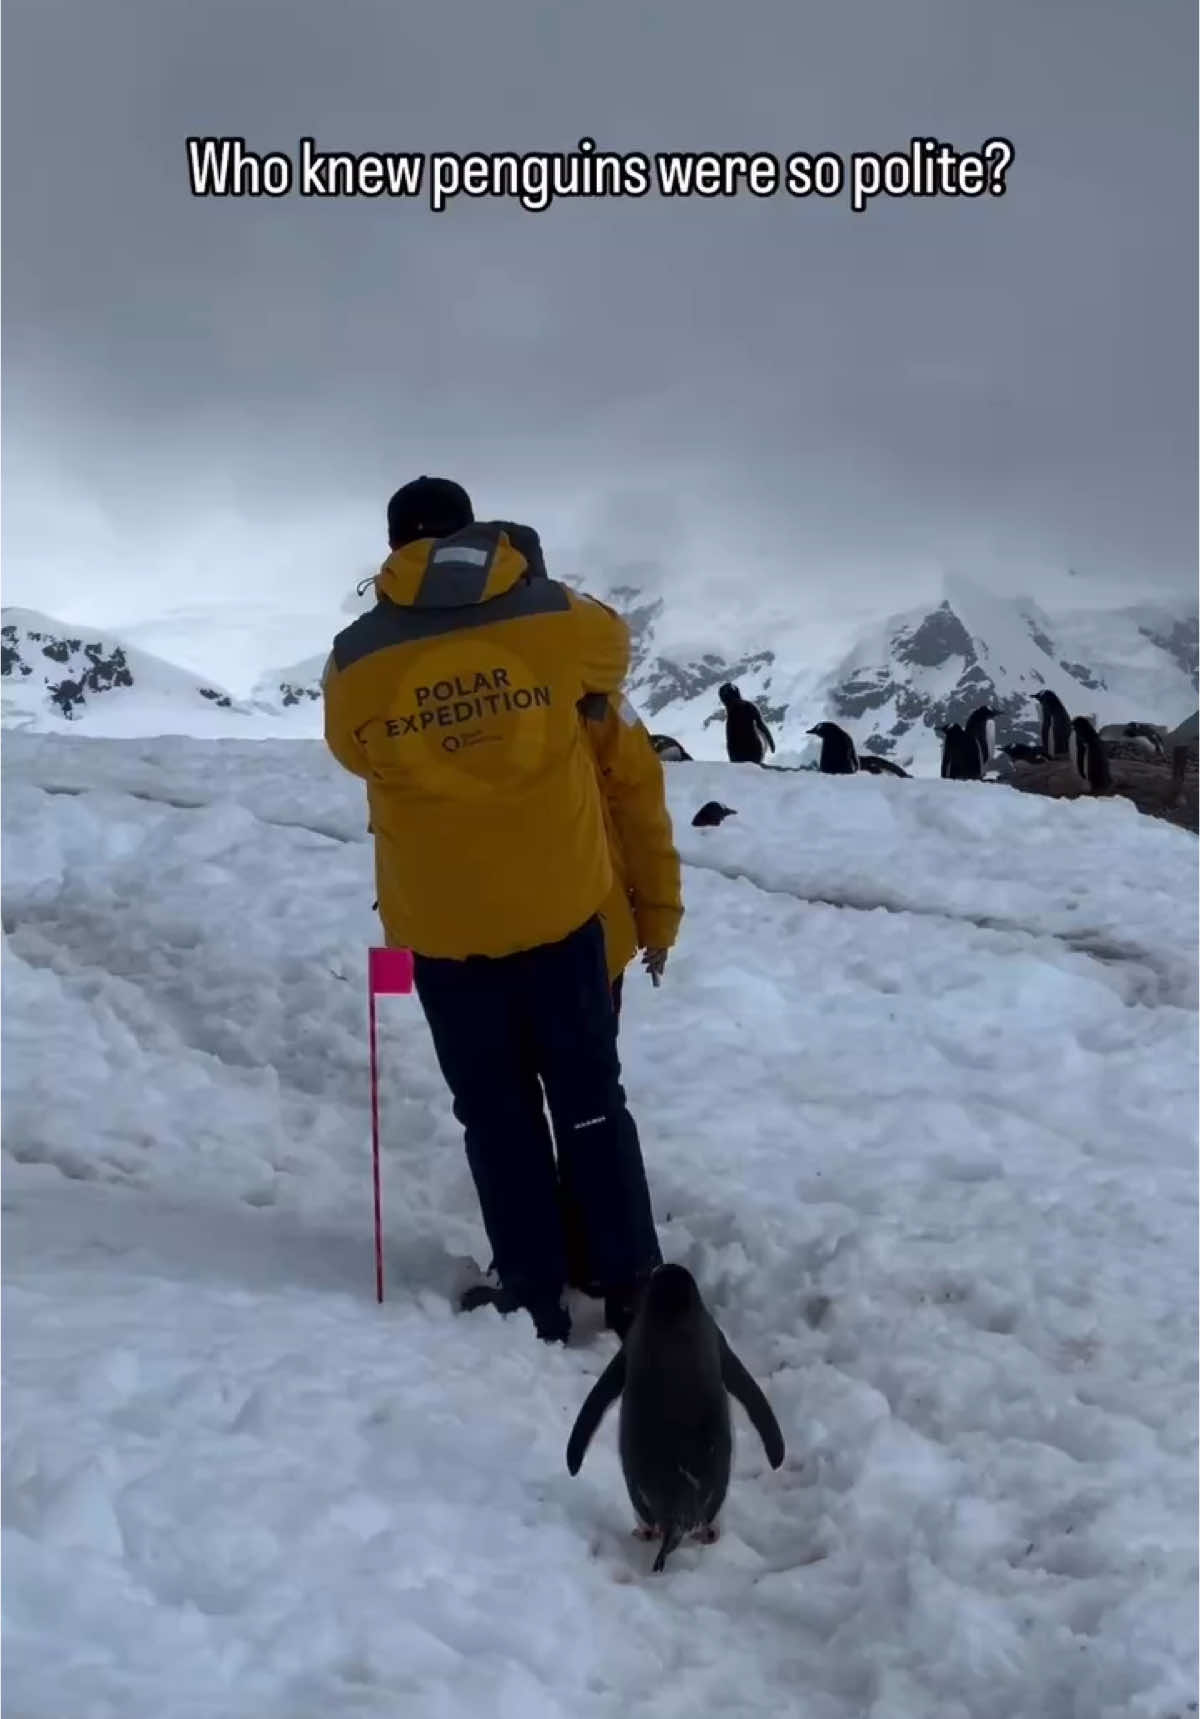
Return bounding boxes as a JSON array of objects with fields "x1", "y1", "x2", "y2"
[
  {"x1": 1033, "y1": 689, "x2": 1072, "y2": 758},
  {"x1": 565, "y1": 1264, "x2": 785, "y2": 1574},
  {"x1": 806, "y1": 721, "x2": 859, "y2": 775},
  {"x1": 691, "y1": 801, "x2": 738, "y2": 828},
  {"x1": 1099, "y1": 722, "x2": 1165, "y2": 762},
  {"x1": 938, "y1": 722, "x2": 981, "y2": 781},
  {"x1": 651, "y1": 734, "x2": 693, "y2": 762},
  {"x1": 718, "y1": 683, "x2": 776, "y2": 765},
  {"x1": 1069, "y1": 715, "x2": 1114, "y2": 794},
  {"x1": 1122, "y1": 722, "x2": 1166, "y2": 758},
  {"x1": 857, "y1": 753, "x2": 909, "y2": 778},
  {"x1": 964, "y1": 704, "x2": 1000, "y2": 772},
  {"x1": 1001, "y1": 742, "x2": 1048, "y2": 765}
]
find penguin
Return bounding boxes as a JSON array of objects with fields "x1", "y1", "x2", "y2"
[
  {"x1": 651, "y1": 734, "x2": 693, "y2": 762},
  {"x1": 1123, "y1": 722, "x2": 1166, "y2": 758},
  {"x1": 857, "y1": 753, "x2": 910, "y2": 779},
  {"x1": 718, "y1": 683, "x2": 776, "y2": 765},
  {"x1": 806, "y1": 721, "x2": 859, "y2": 775},
  {"x1": 565, "y1": 1264, "x2": 785, "y2": 1574},
  {"x1": 1001, "y1": 742, "x2": 1048, "y2": 765},
  {"x1": 938, "y1": 722, "x2": 981, "y2": 781},
  {"x1": 691, "y1": 801, "x2": 738, "y2": 828},
  {"x1": 1098, "y1": 722, "x2": 1165, "y2": 762},
  {"x1": 1033, "y1": 689, "x2": 1072, "y2": 758},
  {"x1": 964, "y1": 704, "x2": 1000, "y2": 772},
  {"x1": 1069, "y1": 715, "x2": 1114, "y2": 794},
  {"x1": 937, "y1": 725, "x2": 954, "y2": 778}
]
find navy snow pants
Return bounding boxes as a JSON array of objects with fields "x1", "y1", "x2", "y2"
[
  {"x1": 413, "y1": 918, "x2": 660, "y2": 1312},
  {"x1": 560, "y1": 971, "x2": 624, "y2": 1290}
]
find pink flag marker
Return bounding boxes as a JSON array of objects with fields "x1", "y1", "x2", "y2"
[{"x1": 368, "y1": 946, "x2": 415, "y2": 1303}]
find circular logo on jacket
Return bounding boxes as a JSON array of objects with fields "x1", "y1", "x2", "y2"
[{"x1": 383, "y1": 638, "x2": 558, "y2": 799}]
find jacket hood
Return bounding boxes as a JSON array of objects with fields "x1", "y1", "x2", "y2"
[{"x1": 374, "y1": 520, "x2": 542, "y2": 610}]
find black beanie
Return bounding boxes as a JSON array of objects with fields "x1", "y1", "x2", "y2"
[{"x1": 386, "y1": 476, "x2": 474, "y2": 548}]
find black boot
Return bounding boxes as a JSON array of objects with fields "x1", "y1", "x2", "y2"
[
  {"x1": 529, "y1": 1295, "x2": 571, "y2": 1344},
  {"x1": 459, "y1": 1274, "x2": 570, "y2": 1345}
]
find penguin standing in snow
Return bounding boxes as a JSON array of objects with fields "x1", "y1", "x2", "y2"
[
  {"x1": 963, "y1": 704, "x2": 999, "y2": 773},
  {"x1": 807, "y1": 721, "x2": 859, "y2": 775},
  {"x1": 565, "y1": 1264, "x2": 785, "y2": 1574},
  {"x1": 1033, "y1": 689, "x2": 1072, "y2": 758},
  {"x1": 938, "y1": 722, "x2": 981, "y2": 781},
  {"x1": 718, "y1": 683, "x2": 776, "y2": 765},
  {"x1": 1069, "y1": 715, "x2": 1114, "y2": 794}
]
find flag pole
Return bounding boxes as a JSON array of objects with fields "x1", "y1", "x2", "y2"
[
  {"x1": 367, "y1": 946, "x2": 415, "y2": 1306},
  {"x1": 369, "y1": 975, "x2": 384, "y2": 1304}
]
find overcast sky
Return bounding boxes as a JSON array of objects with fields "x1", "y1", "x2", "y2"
[{"x1": 3, "y1": 0, "x2": 1196, "y2": 679}]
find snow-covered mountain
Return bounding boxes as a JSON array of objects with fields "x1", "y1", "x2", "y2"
[
  {"x1": 813, "y1": 579, "x2": 1198, "y2": 772},
  {"x1": 0, "y1": 610, "x2": 314, "y2": 738},
  {"x1": 250, "y1": 652, "x2": 328, "y2": 715},
  {"x1": 574, "y1": 573, "x2": 1198, "y2": 773},
  {"x1": 6, "y1": 576, "x2": 1195, "y2": 770}
]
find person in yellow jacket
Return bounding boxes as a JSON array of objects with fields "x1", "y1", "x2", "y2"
[
  {"x1": 558, "y1": 690, "x2": 683, "y2": 1292},
  {"x1": 322, "y1": 476, "x2": 663, "y2": 1345}
]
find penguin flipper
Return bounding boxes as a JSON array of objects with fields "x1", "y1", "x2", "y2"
[
  {"x1": 719, "y1": 1336, "x2": 785, "y2": 1469},
  {"x1": 565, "y1": 1351, "x2": 626, "y2": 1475}
]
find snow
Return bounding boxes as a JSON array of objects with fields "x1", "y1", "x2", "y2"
[{"x1": 3, "y1": 735, "x2": 1197, "y2": 1719}]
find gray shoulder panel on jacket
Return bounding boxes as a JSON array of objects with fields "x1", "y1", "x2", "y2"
[{"x1": 331, "y1": 577, "x2": 573, "y2": 673}]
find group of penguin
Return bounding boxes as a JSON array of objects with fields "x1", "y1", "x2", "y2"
[
  {"x1": 651, "y1": 680, "x2": 1122, "y2": 796},
  {"x1": 581, "y1": 686, "x2": 1148, "y2": 1577},
  {"x1": 989, "y1": 688, "x2": 1116, "y2": 795},
  {"x1": 815, "y1": 690, "x2": 1118, "y2": 794},
  {"x1": 593, "y1": 686, "x2": 1148, "y2": 1577},
  {"x1": 652, "y1": 683, "x2": 912, "y2": 776},
  {"x1": 651, "y1": 683, "x2": 781, "y2": 768}
]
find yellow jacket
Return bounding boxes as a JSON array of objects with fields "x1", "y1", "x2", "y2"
[
  {"x1": 323, "y1": 521, "x2": 631, "y2": 960},
  {"x1": 585, "y1": 693, "x2": 684, "y2": 980}
]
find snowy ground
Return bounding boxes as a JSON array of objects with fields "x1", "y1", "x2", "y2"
[{"x1": 3, "y1": 734, "x2": 1197, "y2": 1719}]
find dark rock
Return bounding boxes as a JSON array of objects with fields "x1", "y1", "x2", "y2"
[
  {"x1": 279, "y1": 682, "x2": 321, "y2": 708},
  {"x1": 1006, "y1": 754, "x2": 1198, "y2": 834}
]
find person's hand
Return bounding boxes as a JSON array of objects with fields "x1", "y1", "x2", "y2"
[{"x1": 641, "y1": 948, "x2": 669, "y2": 987}]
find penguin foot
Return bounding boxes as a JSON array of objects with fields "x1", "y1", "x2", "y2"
[
  {"x1": 693, "y1": 1523, "x2": 720, "y2": 1545},
  {"x1": 632, "y1": 1524, "x2": 661, "y2": 1541}
]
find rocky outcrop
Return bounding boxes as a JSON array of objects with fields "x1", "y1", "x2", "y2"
[
  {"x1": 1003, "y1": 752, "x2": 1198, "y2": 835},
  {"x1": 2, "y1": 621, "x2": 136, "y2": 719}
]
